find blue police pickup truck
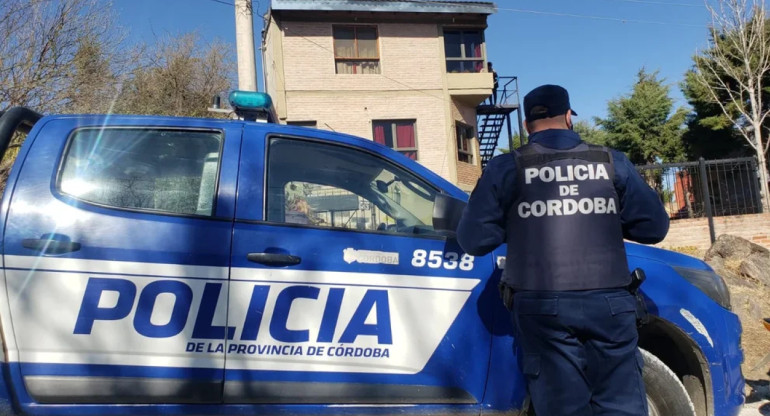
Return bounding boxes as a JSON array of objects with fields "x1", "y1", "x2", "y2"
[{"x1": 0, "y1": 93, "x2": 744, "y2": 416}]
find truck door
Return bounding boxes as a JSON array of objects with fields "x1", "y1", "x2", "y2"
[
  {"x1": 224, "y1": 129, "x2": 495, "y2": 408},
  {"x1": 2, "y1": 119, "x2": 241, "y2": 404}
]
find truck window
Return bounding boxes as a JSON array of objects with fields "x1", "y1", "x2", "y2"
[
  {"x1": 266, "y1": 137, "x2": 438, "y2": 235},
  {"x1": 58, "y1": 128, "x2": 222, "y2": 216}
]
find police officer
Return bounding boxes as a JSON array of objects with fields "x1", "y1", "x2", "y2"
[{"x1": 457, "y1": 85, "x2": 669, "y2": 416}]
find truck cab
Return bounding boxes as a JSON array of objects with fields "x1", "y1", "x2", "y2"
[{"x1": 0, "y1": 98, "x2": 745, "y2": 415}]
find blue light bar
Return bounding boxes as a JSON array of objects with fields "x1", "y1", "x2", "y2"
[
  {"x1": 228, "y1": 91, "x2": 278, "y2": 123},
  {"x1": 229, "y1": 91, "x2": 273, "y2": 110}
]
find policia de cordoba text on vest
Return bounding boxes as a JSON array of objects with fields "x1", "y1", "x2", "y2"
[{"x1": 518, "y1": 162, "x2": 616, "y2": 218}]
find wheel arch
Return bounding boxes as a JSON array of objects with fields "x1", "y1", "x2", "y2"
[{"x1": 638, "y1": 316, "x2": 713, "y2": 416}]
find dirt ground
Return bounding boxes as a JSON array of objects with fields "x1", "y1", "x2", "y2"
[{"x1": 731, "y1": 284, "x2": 770, "y2": 383}]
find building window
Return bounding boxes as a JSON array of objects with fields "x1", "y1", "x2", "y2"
[
  {"x1": 456, "y1": 122, "x2": 475, "y2": 164},
  {"x1": 333, "y1": 25, "x2": 380, "y2": 74},
  {"x1": 372, "y1": 120, "x2": 418, "y2": 160},
  {"x1": 287, "y1": 120, "x2": 317, "y2": 128},
  {"x1": 444, "y1": 30, "x2": 484, "y2": 73}
]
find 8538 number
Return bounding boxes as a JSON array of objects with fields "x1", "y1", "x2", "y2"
[{"x1": 411, "y1": 250, "x2": 474, "y2": 271}]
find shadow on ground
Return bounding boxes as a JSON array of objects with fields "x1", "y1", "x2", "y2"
[
  {"x1": 747, "y1": 379, "x2": 770, "y2": 415},
  {"x1": 747, "y1": 379, "x2": 770, "y2": 401}
]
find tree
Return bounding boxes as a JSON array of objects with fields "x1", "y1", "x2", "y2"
[
  {"x1": 573, "y1": 120, "x2": 609, "y2": 146},
  {"x1": 0, "y1": 0, "x2": 118, "y2": 113},
  {"x1": 596, "y1": 69, "x2": 688, "y2": 165},
  {"x1": 690, "y1": 0, "x2": 770, "y2": 210},
  {"x1": 682, "y1": 68, "x2": 751, "y2": 160},
  {"x1": 114, "y1": 34, "x2": 235, "y2": 117},
  {"x1": 60, "y1": 35, "x2": 122, "y2": 114}
]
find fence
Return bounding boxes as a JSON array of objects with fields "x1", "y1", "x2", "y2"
[{"x1": 635, "y1": 157, "x2": 763, "y2": 242}]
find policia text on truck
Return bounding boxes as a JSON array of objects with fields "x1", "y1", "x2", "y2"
[{"x1": 0, "y1": 92, "x2": 745, "y2": 416}]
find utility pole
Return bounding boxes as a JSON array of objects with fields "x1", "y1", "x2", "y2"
[{"x1": 234, "y1": 0, "x2": 257, "y2": 91}]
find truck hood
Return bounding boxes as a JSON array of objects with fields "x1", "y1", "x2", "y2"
[{"x1": 624, "y1": 242, "x2": 712, "y2": 271}]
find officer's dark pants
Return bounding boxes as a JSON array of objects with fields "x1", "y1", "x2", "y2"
[{"x1": 512, "y1": 289, "x2": 647, "y2": 416}]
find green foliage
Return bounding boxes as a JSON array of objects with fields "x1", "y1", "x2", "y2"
[
  {"x1": 596, "y1": 69, "x2": 688, "y2": 164},
  {"x1": 573, "y1": 120, "x2": 609, "y2": 146}
]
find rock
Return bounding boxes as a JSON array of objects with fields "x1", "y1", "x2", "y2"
[
  {"x1": 705, "y1": 255, "x2": 758, "y2": 288},
  {"x1": 707, "y1": 255, "x2": 725, "y2": 272},
  {"x1": 705, "y1": 235, "x2": 769, "y2": 262},
  {"x1": 740, "y1": 253, "x2": 770, "y2": 287}
]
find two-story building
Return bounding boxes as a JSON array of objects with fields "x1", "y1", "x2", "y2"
[{"x1": 261, "y1": 0, "x2": 499, "y2": 191}]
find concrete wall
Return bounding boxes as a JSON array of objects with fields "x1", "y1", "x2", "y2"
[
  {"x1": 655, "y1": 213, "x2": 770, "y2": 251},
  {"x1": 263, "y1": 15, "x2": 288, "y2": 119}
]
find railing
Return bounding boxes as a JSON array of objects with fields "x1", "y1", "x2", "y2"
[
  {"x1": 635, "y1": 157, "x2": 763, "y2": 242},
  {"x1": 486, "y1": 76, "x2": 520, "y2": 108}
]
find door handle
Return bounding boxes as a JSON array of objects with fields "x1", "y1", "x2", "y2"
[
  {"x1": 22, "y1": 238, "x2": 81, "y2": 254},
  {"x1": 247, "y1": 252, "x2": 301, "y2": 266}
]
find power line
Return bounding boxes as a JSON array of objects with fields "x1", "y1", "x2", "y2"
[
  {"x1": 594, "y1": 0, "x2": 704, "y2": 7},
  {"x1": 205, "y1": 0, "x2": 268, "y2": 22},
  {"x1": 404, "y1": 0, "x2": 704, "y2": 27},
  {"x1": 495, "y1": 7, "x2": 704, "y2": 27}
]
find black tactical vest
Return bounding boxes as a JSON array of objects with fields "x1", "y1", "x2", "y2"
[{"x1": 501, "y1": 142, "x2": 630, "y2": 291}]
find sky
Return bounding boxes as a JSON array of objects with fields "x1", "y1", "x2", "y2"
[{"x1": 115, "y1": 0, "x2": 715, "y2": 124}]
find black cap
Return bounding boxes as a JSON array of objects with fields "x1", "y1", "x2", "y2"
[{"x1": 523, "y1": 84, "x2": 578, "y2": 121}]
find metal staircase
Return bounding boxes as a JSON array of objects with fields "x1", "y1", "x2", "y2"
[
  {"x1": 476, "y1": 112, "x2": 508, "y2": 166},
  {"x1": 476, "y1": 76, "x2": 524, "y2": 168}
]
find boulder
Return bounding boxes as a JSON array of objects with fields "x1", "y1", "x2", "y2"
[
  {"x1": 740, "y1": 252, "x2": 770, "y2": 287},
  {"x1": 705, "y1": 234, "x2": 769, "y2": 262},
  {"x1": 704, "y1": 235, "x2": 770, "y2": 288}
]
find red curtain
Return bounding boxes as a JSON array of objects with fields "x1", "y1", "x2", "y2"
[
  {"x1": 373, "y1": 124, "x2": 386, "y2": 145},
  {"x1": 395, "y1": 124, "x2": 415, "y2": 148}
]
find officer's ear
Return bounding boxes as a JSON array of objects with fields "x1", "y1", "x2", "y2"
[
  {"x1": 524, "y1": 119, "x2": 531, "y2": 135},
  {"x1": 565, "y1": 111, "x2": 573, "y2": 130}
]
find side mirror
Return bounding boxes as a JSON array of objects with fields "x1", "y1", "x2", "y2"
[
  {"x1": 375, "y1": 179, "x2": 390, "y2": 193},
  {"x1": 432, "y1": 194, "x2": 467, "y2": 238}
]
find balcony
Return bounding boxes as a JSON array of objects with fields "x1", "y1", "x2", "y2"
[{"x1": 447, "y1": 72, "x2": 493, "y2": 106}]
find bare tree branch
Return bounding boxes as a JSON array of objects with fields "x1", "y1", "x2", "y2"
[{"x1": 695, "y1": 0, "x2": 770, "y2": 209}]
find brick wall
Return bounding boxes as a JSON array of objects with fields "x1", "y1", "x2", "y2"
[
  {"x1": 451, "y1": 99, "x2": 482, "y2": 189},
  {"x1": 280, "y1": 21, "x2": 444, "y2": 93},
  {"x1": 655, "y1": 213, "x2": 770, "y2": 251},
  {"x1": 456, "y1": 161, "x2": 481, "y2": 190}
]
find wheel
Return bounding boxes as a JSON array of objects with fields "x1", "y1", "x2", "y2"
[
  {"x1": 641, "y1": 348, "x2": 696, "y2": 416},
  {"x1": 525, "y1": 349, "x2": 696, "y2": 416}
]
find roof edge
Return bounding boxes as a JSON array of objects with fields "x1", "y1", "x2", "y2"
[{"x1": 270, "y1": 0, "x2": 497, "y2": 15}]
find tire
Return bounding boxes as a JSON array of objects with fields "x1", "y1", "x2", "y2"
[
  {"x1": 641, "y1": 348, "x2": 696, "y2": 416},
  {"x1": 524, "y1": 349, "x2": 697, "y2": 416}
]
